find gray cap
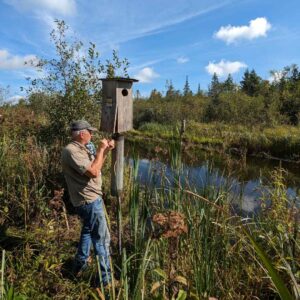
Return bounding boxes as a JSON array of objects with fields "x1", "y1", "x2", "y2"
[{"x1": 70, "y1": 120, "x2": 98, "y2": 131}]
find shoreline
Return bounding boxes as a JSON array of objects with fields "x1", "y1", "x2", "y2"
[{"x1": 126, "y1": 124, "x2": 300, "y2": 164}]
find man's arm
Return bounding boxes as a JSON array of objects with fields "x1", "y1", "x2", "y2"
[{"x1": 85, "y1": 139, "x2": 114, "y2": 178}]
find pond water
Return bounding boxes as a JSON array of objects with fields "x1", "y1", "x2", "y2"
[{"x1": 125, "y1": 142, "x2": 300, "y2": 215}]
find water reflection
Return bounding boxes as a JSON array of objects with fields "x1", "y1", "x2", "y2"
[{"x1": 126, "y1": 154, "x2": 299, "y2": 215}]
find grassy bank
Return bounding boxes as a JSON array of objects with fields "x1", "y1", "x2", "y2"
[{"x1": 127, "y1": 121, "x2": 300, "y2": 161}]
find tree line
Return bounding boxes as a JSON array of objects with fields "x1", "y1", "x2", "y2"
[{"x1": 134, "y1": 65, "x2": 300, "y2": 128}]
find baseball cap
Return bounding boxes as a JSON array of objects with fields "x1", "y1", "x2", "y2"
[{"x1": 70, "y1": 120, "x2": 98, "y2": 131}]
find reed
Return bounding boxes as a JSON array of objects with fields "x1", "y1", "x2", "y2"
[{"x1": 1, "y1": 250, "x2": 4, "y2": 299}]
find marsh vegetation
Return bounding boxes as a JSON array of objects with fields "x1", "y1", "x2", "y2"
[{"x1": 0, "y1": 108, "x2": 299, "y2": 299}]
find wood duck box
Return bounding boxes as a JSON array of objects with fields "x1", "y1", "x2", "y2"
[{"x1": 100, "y1": 77, "x2": 138, "y2": 134}]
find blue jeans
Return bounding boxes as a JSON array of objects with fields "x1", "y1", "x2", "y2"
[{"x1": 75, "y1": 198, "x2": 111, "y2": 285}]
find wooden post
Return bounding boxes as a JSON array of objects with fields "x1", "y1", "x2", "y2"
[
  {"x1": 111, "y1": 133, "x2": 124, "y2": 255},
  {"x1": 111, "y1": 133, "x2": 124, "y2": 197}
]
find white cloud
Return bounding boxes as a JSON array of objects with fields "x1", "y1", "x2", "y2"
[
  {"x1": 268, "y1": 70, "x2": 284, "y2": 83},
  {"x1": 0, "y1": 50, "x2": 38, "y2": 70},
  {"x1": 5, "y1": 0, "x2": 76, "y2": 16},
  {"x1": 177, "y1": 56, "x2": 189, "y2": 64},
  {"x1": 205, "y1": 60, "x2": 247, "y2": 77},
  {"x1": 134, "y1": 67, "x2": 159, "y2": 83},
  {"x1": 215, "y1": 17, "x2": 271, "y2": 44},
  {"x1": 5, "y1": 95, "x2": 25, "y2": 104}
]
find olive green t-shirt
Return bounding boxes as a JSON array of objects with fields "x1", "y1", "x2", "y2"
[{"x1": 61, "y1": 141, "x2": 102, "y2": 207}]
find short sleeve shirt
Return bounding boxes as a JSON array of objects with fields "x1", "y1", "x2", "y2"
[{"x1": 62, "y1": 141, "x2": 102, "y2": 207}]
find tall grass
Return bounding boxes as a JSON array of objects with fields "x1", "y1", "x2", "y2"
[
  {"x1": 1, "y1": 250, "x2": 4, "y2": 299},
  {"x1": 0, "y1": 134, "x2": 50, "y2": 229},
  {"x1": 0, "y1": 110, "x2": 299, "y2": 299},
  {"x1": 113, "y1": 135, "x2": 299, "y2": 299}
]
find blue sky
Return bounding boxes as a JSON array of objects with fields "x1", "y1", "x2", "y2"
[{"x1": 0, "y1": 0, "x2": 299, "y2": 101}]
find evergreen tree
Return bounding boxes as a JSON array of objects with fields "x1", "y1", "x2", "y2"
[
  {"x1": 240, "y1": 69, "x2": 261, "y2": 96},
  {"x1": 240, "y1": 69, "x2": 250, "y2": 93},
  {"x1": 196, "y1": 83, "x2": 202, "y2": 96},
  {"x1": 208, "y1": 73, "x2": 221, "y2": 100},
  {"x1": 223, "y1": 74, "x2": 235, "y2": 92},
  {"x1": 275, "y1": 64, "x2": 300, "y2": 125},
  {"x1": 288, "y1": 64, "x2": 300, "y2": 83},
  {"x1": 135, "y1": 89, "x2": 141, "y2": 100},
  {"x1": 183, "y1": 76, "x2": 192, "y2": 97},
  {"x1": 149, "y1": 89, "x2": 162, "y2": 101},
  {"x1": 165, "y1": 80, "x2": 180, "y2": 99},
  {"x1": 206, "y1": 73, "x2": 221, "y2": 121}
]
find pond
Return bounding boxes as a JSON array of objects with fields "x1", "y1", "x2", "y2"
[{"x1": 125, "y1": 141, "x2": 300, "y2": 215}]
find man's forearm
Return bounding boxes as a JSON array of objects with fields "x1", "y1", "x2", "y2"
[
  {"x1": 85, "y1": 138, "x2": 114, "y2": 178},
  {"x1": 97, "y1": 148, "x2": 110, "y2": 171},
  {"x1": 86, "y1": 148, "x2": 107, "y2": 178}
]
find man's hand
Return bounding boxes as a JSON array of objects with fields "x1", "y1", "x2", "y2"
[
  {"x1": 97, "y1": 139, "x2": 109, "y2": 152},
  {"x1": 103, "y1": 139, "x2": 115, "y2": 155},
  {"x1": 108, "y1": 139, "x2": 115, "y2": 150},
  {"x1": 86, "y1": 138, "x2": 114, "y2": 178}
]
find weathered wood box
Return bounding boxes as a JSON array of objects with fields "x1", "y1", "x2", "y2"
[{"x1": 100, "y1": 77, "x2": 138, "y2": 133}]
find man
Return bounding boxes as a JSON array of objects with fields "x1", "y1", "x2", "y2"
[{"x1": 61, "y1": 120, "x2": 114, "y2": 286}]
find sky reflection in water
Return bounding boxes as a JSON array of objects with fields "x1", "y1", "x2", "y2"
[{"x1": 127, "y1": 157, "x2": 299, "y2": 215}]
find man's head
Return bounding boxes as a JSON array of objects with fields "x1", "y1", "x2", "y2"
[{"x1": 70, "y1": 120, "x2": 98, "y2": 144}]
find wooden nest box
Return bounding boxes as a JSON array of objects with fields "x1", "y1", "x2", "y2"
[{"x1": 100, "y1": 77, "x2": 138, "y2": 134}]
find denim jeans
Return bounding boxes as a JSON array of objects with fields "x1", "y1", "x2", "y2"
[{"x1": 75, "y1": 198, "x2": 111, "y2": 285}]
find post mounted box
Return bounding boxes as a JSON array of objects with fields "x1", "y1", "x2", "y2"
[{"x1": 100, "y1": 78, "x2": 138, "y2": 134}]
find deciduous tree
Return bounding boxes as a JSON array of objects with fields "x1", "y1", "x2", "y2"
[{"x1": 27, "y1": 19, "x2": 129, "y2": 141}]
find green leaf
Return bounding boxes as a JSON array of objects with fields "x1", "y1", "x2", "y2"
[
  {"x1": 7, "y1": 286, "x2": 14, "y2": 300},
  {"x1": 15, "y1": 296, "x2": 28, "y2": 300},
  {"x1": 176, "y1": 290, "x2": 187, "y2": 300},
  {"x1": 242, "y1": 227, "x2": 294, "y2": 300},
  {"x1": 153, "y1": 268, "x2": 167, "y2": 279}
]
